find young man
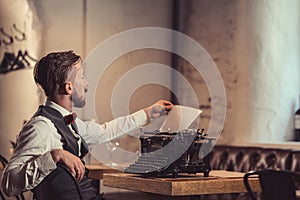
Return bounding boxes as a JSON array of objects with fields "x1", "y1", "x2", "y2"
[{"x1": 1, "y1": 50, "x2": 173, "y2": 199}]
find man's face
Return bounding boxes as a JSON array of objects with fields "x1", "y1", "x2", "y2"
[{"x1": 70, "y1": 62, "x2": 89, "y2": 108}]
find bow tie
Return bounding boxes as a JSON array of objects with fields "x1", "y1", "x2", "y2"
[{"x1": 64, "y1": 113, "x2": 77, "y2": 125}]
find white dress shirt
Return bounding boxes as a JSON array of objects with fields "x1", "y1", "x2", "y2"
[{"x1": 1, "y1": 100, "x2": 147, "y2": 196}]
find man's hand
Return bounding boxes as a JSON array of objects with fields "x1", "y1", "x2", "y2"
[
  {"x1": 51, "y1": 149, "x2": 85, "y2": 181},
  {"x1": 144, "y1": 100, "x2": 173, "y2": 120}
]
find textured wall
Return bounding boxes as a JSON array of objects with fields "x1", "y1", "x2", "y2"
[
  {"x1": 84, "y1": 0, "x2": 173, "y2": 123},
  {"x1": 0, "y1": 0, "x2": 40, "y2": 159},
  {"x1": 175, "y1": 0, "x2": 300, "y2": 144},
  {"x1": 83, "y1": 0, "x2": 173, "y2": 155}
]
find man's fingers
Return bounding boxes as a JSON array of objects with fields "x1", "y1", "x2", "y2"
[
  {"x1": 70, "y1": 167, "x2": 76, "y2": 177},
  {"x1": 146, "y1": 100, "x2": 174, "y2": 119},
  {"x1": 76, "y1": 168, "x2": 83, "y2": 181},
  {"x1": 163, "y1": 101, "x2": 173, "y2": 111},
  {"x1": 75, "y1": 163, "x2": 85, "y2": 181}
]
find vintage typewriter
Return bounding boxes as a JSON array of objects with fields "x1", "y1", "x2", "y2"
[{"x1": 124, "y1": 129, "x2": 214, "y2": 177}]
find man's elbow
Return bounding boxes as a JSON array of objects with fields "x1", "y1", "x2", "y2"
[{"x1": 1, "y1": 172, "x2": 23, "y2": 197}]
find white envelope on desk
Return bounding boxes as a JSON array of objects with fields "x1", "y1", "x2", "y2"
[{"x1": 160, "y1": 105, "x2": 202, "y2": 132}]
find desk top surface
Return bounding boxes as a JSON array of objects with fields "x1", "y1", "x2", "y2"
[
  {"x1": 103, "y1": 170, "x2": 260, "y2": 196},
  {"x1": 86, "y1": 164, "x2": 120, "y2": 179}
]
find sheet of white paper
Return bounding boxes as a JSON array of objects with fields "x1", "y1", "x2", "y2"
[{"x1": 160, "y1": 105, "x2": 202, "y2": 132}]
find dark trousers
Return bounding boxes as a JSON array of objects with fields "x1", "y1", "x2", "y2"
[{"x1": 33, "y1": 165, "x2": 102, "y2": 200}]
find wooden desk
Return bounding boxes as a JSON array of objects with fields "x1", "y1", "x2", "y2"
[
  {"x1": 103, "y1": 170, "x2": 260, "y2": 197},
  {"x1": 86, "y1": 164, "x2": 120, "y2": 179}
]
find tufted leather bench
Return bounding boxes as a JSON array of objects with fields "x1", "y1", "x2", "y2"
[
  {"x1": 203, "y1": 145, "x2": 298, "y2": 200},
  {"x1": 290, "y1": 150, "x2": 300, "y2": 172}
]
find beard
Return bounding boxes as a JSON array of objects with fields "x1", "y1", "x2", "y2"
[{"x1": 72, "y1": 88, "x2": 86, "y2": 108}]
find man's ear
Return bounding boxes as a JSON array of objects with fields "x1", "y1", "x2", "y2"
[{"x1": 65, "y1": 82, "x2": 73, "y2": 94}]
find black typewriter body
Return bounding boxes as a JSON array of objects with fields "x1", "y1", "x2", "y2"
[{"x1": 124, "y1": 129, "x2": 214, "y2": 177}]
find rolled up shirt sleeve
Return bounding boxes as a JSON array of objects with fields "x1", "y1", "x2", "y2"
[{"x1": 1, "y1": 117, "x2": 60, "y2": 196}]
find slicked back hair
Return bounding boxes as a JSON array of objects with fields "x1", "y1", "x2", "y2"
[{"x1": 33, "y1": 50, "x2": 81, "y2": 98}]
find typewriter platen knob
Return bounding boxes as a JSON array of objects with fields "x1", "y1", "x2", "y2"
[{"x1": 197, "y1": 129, "x2": 206, "y2": 136}]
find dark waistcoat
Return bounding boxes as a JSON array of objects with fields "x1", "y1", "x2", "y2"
[
  {"x1": 33, "y1": 105, "x2": 88, "y2": 158},
  {"x1": 32, "y1": 106, "x2": 99, "y2": 200}
]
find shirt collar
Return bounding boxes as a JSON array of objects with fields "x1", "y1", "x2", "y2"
[{"x1": 45, "y1": 99, "x2": 72, "y2": 117}]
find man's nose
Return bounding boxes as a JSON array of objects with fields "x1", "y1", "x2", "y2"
[{"x1": 84, "y1": 84, "x2": 89, "y2": 93}]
